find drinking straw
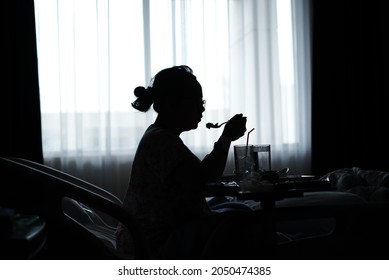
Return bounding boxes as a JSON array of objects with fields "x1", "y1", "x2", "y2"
[
  {"x1": 245, "y1": 128, "x2": 255, "y2": 158},
  {"x1": 243, "y1": 128, "x2": 255, "y2": 178}
]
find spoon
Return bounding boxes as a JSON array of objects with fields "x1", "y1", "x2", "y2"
[{"x1": 206, "y1": 121, "x2": 227, "y2": 129}]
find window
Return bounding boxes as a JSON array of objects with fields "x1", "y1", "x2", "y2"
[{"x1": 34, "y1": 0, "x2": 311, "y2": 198}]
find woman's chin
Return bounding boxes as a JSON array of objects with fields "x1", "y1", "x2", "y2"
[{"x1": 183, "y1": 123, "x2": 199, "y2": 131}]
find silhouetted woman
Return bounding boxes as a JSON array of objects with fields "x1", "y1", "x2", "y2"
[{"x1": 116, "y1": 65, "x2": 261, "y2": 259}]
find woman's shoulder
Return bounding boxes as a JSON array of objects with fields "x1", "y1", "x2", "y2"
[
  {"x1": 139, "y1": 125, "x2": 196, "y2": 159},
  {"x1": 145, "y1": 124, "x2": 174, "y2": 136},
  {"x1": 142, "y1": 125, "x2": 182, "y2": 144}
]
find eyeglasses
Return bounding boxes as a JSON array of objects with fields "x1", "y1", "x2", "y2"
[{"x1": 181, "y1": 98, "x2": 206, "y2": 108}]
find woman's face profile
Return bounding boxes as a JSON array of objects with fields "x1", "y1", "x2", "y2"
[{"x1": 176, "y1": 81, "x2": 205, "y2": 132}]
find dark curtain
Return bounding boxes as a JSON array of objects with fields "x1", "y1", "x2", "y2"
[
  {"x1": 2, "y1": 0, "x2": 43, "y2": 163},
  {"x1": 311, "y1": 0, "x2": 389, "y2": 175}
]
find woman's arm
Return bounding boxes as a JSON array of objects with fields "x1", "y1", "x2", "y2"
[
  {"x1": 200, "y1": 135, "x2": 231, "y2": 182},
  {"x1": 201, "y1": 114, "x2": 247, "y2": 182}
]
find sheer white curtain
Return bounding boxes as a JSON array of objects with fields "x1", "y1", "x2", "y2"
[
  {"x1": 34, "y1": 0, "x2": 311, "y2": 200},
  {"x1": 229, "y1": 0, "x2": 312, "y2": 175}
]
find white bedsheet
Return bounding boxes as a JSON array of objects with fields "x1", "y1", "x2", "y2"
[
  {"x1": 321, "y1": 167, "x2": 389, "y2": 202},
  {"x1": 276, "y1": 191, "x2": 366, "y2": 208}
]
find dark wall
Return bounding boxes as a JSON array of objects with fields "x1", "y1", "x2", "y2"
[
  {"x1": 2, "y1": 0, "x2": 43, "y2": 163},
  {"x1": 311, "y1": 0, "x2": 389, "y2": 175}
]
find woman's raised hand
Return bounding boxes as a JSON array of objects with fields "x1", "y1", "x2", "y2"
[{"x1": 221, "y1": 114, "x2": 247, "y2": 141}]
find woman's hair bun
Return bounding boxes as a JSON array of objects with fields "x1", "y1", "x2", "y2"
[
  {"x1": 132, "y1": 86, "x2": 154, "y2": 112},
  {"x1": 134, "y1": 86, "x2": 148, "y2": 97}
]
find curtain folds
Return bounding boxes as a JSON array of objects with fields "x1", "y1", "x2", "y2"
[{"x1": 34, "y1": 0, "x2": 311, "y2": 199}]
